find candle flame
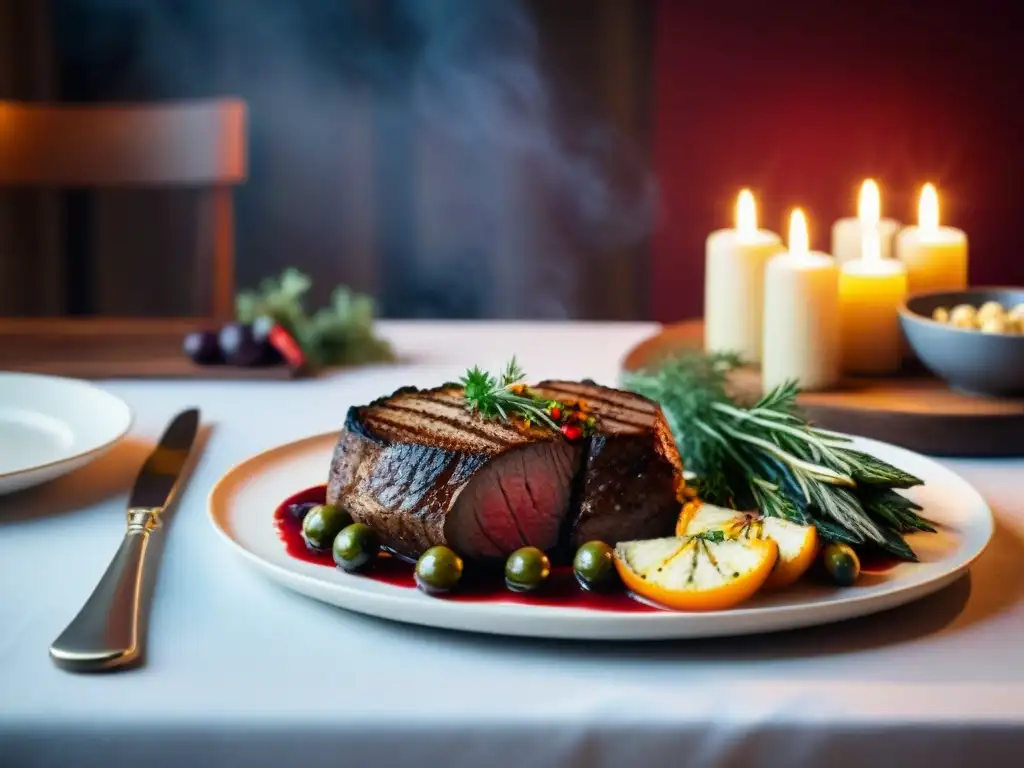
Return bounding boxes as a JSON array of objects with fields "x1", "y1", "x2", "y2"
[
  {"x1": 789, "y1": 208, "x2": 809, "y2": 255},
  {"x1": 919, "y1": 183, "x2": 940, "y2": 233},
  {"x1": 858, "y1": 179, "x2": 880, "y2": 226},
  {"x1": 736, "y1": 189, "x2": 757, "y2": 237}
]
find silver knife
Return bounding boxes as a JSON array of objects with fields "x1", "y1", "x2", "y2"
[{"x1": 49, "y1": 408, "x2": 201, "y2": 672}]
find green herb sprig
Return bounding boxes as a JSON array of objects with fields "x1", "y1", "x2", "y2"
[
  {"x1": 236, "y1": 268, "x2": 394, "y2": 368},
  {"x1": 460, "y1": 358, "x2": 597, "y2": 438},
  {"x1": 694, "y1": 529, "x2": 727, "y2": 544},
  {"x1": 624, "y1": 351, "x2": 932, "y2": 561},
  {"x1": 460, "y1": 358, "x2": 561, "y2": 430}
]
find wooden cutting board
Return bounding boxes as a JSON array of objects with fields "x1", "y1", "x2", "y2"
[{"x1": 620, "y1": 321, "x2": 1024, "y2": 458}]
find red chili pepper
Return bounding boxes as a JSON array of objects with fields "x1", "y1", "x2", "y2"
[
  {"x1": 560, "y1": 424, "x2": 582, "y2": 441},
  {"x1": 549, "y1": 406, "x2": 562, "y2": 421},
  {"x1": 268, "y1": 324, "x2": 306, "y2": 369}
]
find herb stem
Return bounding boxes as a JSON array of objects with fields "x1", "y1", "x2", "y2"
[
  {"x1": 712, "y1": 401, "x2": 854, "y2": 472},
  {"x1": 693, "y1": 418, "x2": 758, "y2": 477},
  {"x1": 716, "y1": 421, "x2": 856, "y2": 487}
]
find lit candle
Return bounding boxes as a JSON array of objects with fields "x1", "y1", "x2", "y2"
[
  {"x1": 895, "y1": 183, "x2": 968, "y2": 296},
  {"x1": 762, "y1": 209, "x2": 841, "y2": 392},
  {"x1": 838, "y1": 220, "x2": 908, "y2": 374},
  {"x1": 831, "y1": 179, "x2": 901, "y2": 264},
  {"x1": 704, "y1": 189, "x2": 784, "y2": 362}
]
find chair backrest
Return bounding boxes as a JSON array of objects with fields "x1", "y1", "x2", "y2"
[
  {"x1": 0, "y1": 99, "x2": 247, "y2": 187},
  {"x1": 0, "y1": 98, "x2": 246, "y2": 320}
]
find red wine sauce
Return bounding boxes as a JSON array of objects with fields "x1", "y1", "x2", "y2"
[{"x1": 274, "y1": 485, "x2": 658, "y2": 612}]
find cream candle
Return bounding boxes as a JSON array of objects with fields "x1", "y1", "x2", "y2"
[
  {"x1": 839, "y1": 225, "x2": 908, "y2": 374},
  {"x1": 831, "y1": 179, "x2": 900, "y2": 264},
  {"x1": 895, "y1": 183, "x2": 968, "y2": 296},
  {"x1": 762, "y1": 209, "x2": 841, "y2": 392},
  {"x1": 704, "y1": 190, "x2": 784, "y2": 363}
]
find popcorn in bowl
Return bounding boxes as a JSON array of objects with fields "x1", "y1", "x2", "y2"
[{"x1": 931, "y1": 301, "x2": 1024, "y2": 334}]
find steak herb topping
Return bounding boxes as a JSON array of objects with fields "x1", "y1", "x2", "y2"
[{"x1": 460, "y1": 358, "x2": 597, "y2": 440}]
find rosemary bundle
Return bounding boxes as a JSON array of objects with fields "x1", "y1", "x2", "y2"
[{"x1": 624, "y1": 352, "x2": 934, "y2": 561}]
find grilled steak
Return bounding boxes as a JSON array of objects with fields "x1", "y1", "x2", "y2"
[
  {"x1": 326, "y1": 385, "x2": 583, "y2": 560},
  {"x1": 532, "y1": 380, "x2": 684, "y2": 548}
]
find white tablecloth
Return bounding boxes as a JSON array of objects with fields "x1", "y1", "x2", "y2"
[{"x1": 3, "y1": 321, "x2": 1024, "y2": 768}]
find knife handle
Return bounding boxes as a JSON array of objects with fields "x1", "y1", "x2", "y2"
[{"x1": 49, "y1": 508, "x2": 161, "y2": 672}]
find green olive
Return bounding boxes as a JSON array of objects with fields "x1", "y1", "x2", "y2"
[
  {"x1": 301, "y1": 504, "x2": 352, "y2": 552},
  {"x1": 505, "y1": 546, "x2": 551, "y2": 592},
  {"x1": 573, "y1": 541, "x2": 618, "y2": 591},
  {"x1": 823, "y1": 543, "x2": 861, "y2": 586},
  {"x1": 415, "y1": 546, "x2": 464, "y2": 594},
  {"x1": 333, "y1": 523, "x2": 379, "y2": 572}
]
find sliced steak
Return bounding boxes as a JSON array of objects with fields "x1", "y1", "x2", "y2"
[
  {"x1": 326, "y1": 385, "x2": 582, "y2": 560},
  {"x1": 532, "y1": 379, "x2": 684, "y2": 548}
]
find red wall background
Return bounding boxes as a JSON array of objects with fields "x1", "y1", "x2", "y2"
[{"x1": 651, "y1": 0, "x2": 1024, "y2": 323}]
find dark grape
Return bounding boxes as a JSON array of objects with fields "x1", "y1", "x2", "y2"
[
  {"x1": 252, "y1": 315, "x2": 275, "y2": 343},
  {"x1": 218, "y1": 323, "x2": 266, "y2": 367},
  {"x1": 287, "y1": 501, "x2": 318, "y2": 522},
  {"x1": 183, "y1": 330, "x2": 223, "y2": 365},
  {"x1": 251, "y1": 315, "x2": 284, "y2": 364}
]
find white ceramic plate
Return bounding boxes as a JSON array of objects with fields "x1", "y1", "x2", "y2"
[
  {"x1": 0, "y1": 372, "x2": 133, "y2": 495},
  {"x1": 209, "y1": 432, "x2": 993, "y2": 640}
]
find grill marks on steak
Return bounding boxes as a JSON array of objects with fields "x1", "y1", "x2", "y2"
[
  {"x1": 326, "y1": 379, "x2": 684, "y2": 561},
  {"x1": 326, "y1": 385, "x2": 581, "y2": 560},
  {"x1": 353, "y1": 386, "x2": 553, "y2": 453},
  {"x1": 534, "y1": 380, "x2": 661, "y2": 434},
  {"x1": 534, "y1": 380, "x2": 684, "y2": 548}
]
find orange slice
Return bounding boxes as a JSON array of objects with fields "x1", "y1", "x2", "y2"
[
  {"x1": 674, "y1": 499, "x2": 703, "y2": 534},
  {"x1": 677, "y1": 503, "x2": 818, "y2": 590},
  {"x1": 613, "y1": 535, "x2": 778, "y2": 612}
]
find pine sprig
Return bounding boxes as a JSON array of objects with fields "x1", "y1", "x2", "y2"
[
  {"x1": 624, "y1": 351, "x2": 933, "y2": 561},
  {"x1": 235, "y1": 268, "x2": 394, "y2": 368}
]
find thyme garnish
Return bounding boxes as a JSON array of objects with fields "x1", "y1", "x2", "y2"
[{"x1": 460, "y1": 357, "x2": 596, "y2": 438}]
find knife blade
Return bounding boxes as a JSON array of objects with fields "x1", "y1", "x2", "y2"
[{"x1": 49, "y1": 408, "x2": 201, "y2": 672}]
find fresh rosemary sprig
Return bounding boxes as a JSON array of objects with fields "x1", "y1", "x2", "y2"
[
  {"x1": 624, "y1": 351, "x2": 931, "y2": 561},
  {"x1": 460, "y1": 357, "x2": 561, "y2": 430}
]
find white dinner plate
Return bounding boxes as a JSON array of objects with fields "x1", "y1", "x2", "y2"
[
  {"x1": 0, "y1": 372, "x2": 133, "y2": 495},
  {"x1": 209, "y1": 431, "x2": 993, "y2": 640}
]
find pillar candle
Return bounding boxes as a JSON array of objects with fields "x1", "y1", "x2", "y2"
[
  {"x1": 831, "y1": 179, "x2": 900, "y2": 264},
  {"x1": 705, "y1": 190, "x2": 784, "y2": 363},
  {"x1": 839, "y1": 225, "x2": 908, "y2": 374},
  {"x1": 762, "y1": 209, "x2": 841, "y2": 392},
  {"x1": 895, "y1": 183, "x2": 968, "y2": 296}
]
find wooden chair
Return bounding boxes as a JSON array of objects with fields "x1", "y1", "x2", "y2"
[
  {"x1": 0, "y1": 99, "x2": 258, "y2": 379},
  {"x1": 0, "y1": 98, "x2": 247, "y2": 320}
]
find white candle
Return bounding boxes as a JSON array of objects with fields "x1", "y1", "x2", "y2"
[
  {"x1": 831, "y1": 179, "x2": 900, "y2": 264},
  {"x1": 704, "y1": 189, "x2": 784, "y2": 363},
  {"x1": 839, "y1": 224, "x2": 908, "y2": 374},
  {"x1": 762, "y1": 209, "x2": 841, "y2": 392},
  {"x1": 895, "y1": 183, "x2": 968, "y2": 296}
]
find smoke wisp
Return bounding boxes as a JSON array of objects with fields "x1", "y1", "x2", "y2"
[{"x1": 56, "y1": 0, "x2": 657, "y2": 318}]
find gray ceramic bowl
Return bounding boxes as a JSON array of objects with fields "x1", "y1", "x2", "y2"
[{"x1": 899, "y1": 287, "x2": 1024, "y2": 397}]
